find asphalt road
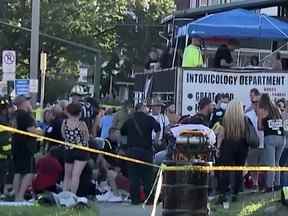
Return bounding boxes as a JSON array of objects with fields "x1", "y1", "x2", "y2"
[{"x1": 98, "y1": 203, "x2": 162, "y2": 216}]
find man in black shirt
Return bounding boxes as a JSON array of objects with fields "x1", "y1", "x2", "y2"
[
  {"x1": 210, "y1": 93, "x2": 230, "y2": 128},
  {"x1": 214, "y1": 44, "x2": 233, "y2": 68},
  {"x1": 181, "y1": 97, "x2": 213, "y2": 127},
  {"x1": 12, "y1": 95, "x2": 43, "y2": 201},
  {"x1": 121, "y1": 103, "x2": 160, "y2": 205}
]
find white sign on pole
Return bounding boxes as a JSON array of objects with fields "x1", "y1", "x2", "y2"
[
  {"x1": 29, "y1": 79, "x2": 39, "y2": 93},
  {"x1": 2, "y1": 50, "x2": 16, "y2": 81},
  {"x1": 79, "y1": 66, "x2": 88, "y2": 82},
  {"x1": 181, "y1": 69, "x2": 288, "y2": 115}
]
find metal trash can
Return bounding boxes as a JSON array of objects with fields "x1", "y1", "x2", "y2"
[{"x1": 162, "y1": 160, "x2": 209, "y2": 216}]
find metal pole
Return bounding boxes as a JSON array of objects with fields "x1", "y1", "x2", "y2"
[
  {"x1": 94, "y1": 54, "x2": 101, "y2": 100},
  {"x1": 30, "y1": 0, "x2": 40, "y2": 106},
  {"x1": 40, "y1": 52, "x2": 47, "y2": 109}
]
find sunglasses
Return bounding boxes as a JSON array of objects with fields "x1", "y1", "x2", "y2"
[{"x1": 252, "y1": 101, "x2": 258, "y2": 104}]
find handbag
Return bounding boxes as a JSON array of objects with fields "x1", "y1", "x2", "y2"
[{"x1": 245, "y1": 117, "x2": 260, "y2": 148}]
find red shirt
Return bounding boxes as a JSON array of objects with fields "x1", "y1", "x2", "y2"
[{"x1": 32, "y1": 155, "x2": 63, "y2": 192}]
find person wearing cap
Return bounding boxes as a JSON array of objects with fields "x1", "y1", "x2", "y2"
[
  {"x1": 70, "y1": 87, "x2": 97, "y2": 132},
  {"x1": 0, "y1": 97, "x2": 12, "y2": 197},
  {"x1": 149, "y1": 97, "x2": 170, "y2": 150},
  {"x1": 11, "y1": 95, "x2": 43, "y2": 201},
  {"x1": 180, "y1": 97, "x2": 214, "y2": 127}
]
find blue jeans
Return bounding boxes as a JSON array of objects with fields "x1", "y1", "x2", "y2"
[
  {"x1": 154, "y1": 150, "x2": 167, "y2": 165},
  {"x1": 263, "y1": 135, "x2": 285, "y2": 188}
]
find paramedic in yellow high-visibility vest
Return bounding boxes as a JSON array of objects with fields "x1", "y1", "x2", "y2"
[{"x1": 182, "y1": 38, "x2": 203, "y2": 68}]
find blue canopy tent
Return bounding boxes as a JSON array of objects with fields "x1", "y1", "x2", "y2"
[
  {"x1": 171, "y1": 9, "x2": 288, "y2": 67},
  {"x1": 176, "y1": 9, "x2": 288, "y2": 40}
]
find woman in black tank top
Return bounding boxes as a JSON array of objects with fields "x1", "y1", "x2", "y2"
[
  {"x1": 258, "y1": 94, "x2": 285, "y2": 192},
  {"x1": 61, "y1": 103, "x2": 89, "y2": 195}
]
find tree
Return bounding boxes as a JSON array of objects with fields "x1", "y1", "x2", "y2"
[{"x1": 0, "y1": 0, "x2": 175, "y2": 101}]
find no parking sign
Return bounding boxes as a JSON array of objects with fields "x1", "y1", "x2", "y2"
[{"x1": 2, "y1": 50, "x2": 16, "y2": 81}]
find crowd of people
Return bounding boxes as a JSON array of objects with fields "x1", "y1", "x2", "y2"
[{"x1": 0, "y1": 87, "x2": 287, "y2": 208}]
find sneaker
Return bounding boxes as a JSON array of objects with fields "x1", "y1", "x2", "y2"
[
  {"x1": 216, "y1": 194, "x2": 228, "y2": 205},
  {"x1": 107, "y1": 194, "x2": 123, "y2": 203},
  {"x1": 98, "y1": 181, "x2": 110, "y2": 193},
  {"x1": 96, "y1": 191, "x2": 113, "y2": 202}
]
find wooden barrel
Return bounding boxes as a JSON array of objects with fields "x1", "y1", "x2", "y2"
[{"x1": 162, "y1": 161, "x2": 209, "y2": 216}]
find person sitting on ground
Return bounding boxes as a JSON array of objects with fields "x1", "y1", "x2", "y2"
[{"x1": 32, "y1": 147, "x2": 63, "y2": 194}]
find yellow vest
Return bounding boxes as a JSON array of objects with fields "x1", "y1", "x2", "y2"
[
  {"x1": 182, "y1": 44, "x2": 203, "y2": 67},
  {"x1": 33, "y1": 108, "x2": 43, "y2": 122}
]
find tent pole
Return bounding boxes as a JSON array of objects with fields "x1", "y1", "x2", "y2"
[
  {"x1": 260, "y1": 42, "x2": 288, "y2": 64},
  {"x1": 172, "y1": 37, "x2": 179, "y2": 68},
  {"x1": 262, "y1": 14, "x2": 288, "y2": 39},
  {"x1": 237, "y1": 49, "x2": 240, "y2": 67}
]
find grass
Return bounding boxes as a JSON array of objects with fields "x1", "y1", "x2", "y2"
[
  {"x1": 211, "y1": 191, "x2": 288, "y2": 216},
  {"x1": 0, "y1": 204, "x2": 98, "y2": 216}
]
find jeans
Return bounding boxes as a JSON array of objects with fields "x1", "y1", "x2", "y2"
[
  {"x1": 154, "y1": 150, "x2": 167, "y2": 165},
  {"x1": 263, "y1": 135, "x2": 285, "y2": 188}
]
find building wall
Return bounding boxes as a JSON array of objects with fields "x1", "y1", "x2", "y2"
[{"x1": 175, "y1": 0, "x2": 278, "y2": 14}]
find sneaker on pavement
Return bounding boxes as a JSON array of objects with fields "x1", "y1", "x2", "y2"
[
  {"x1": 96, "y1": 191, "x2": 113, "y2": 202},
  {"x1": 107, "y1": 195, "x2": 123, "y2": 203}
]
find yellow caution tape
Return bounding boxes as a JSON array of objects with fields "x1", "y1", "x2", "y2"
[
  {"x1": 0, "y1": 124, "x2": 159, "y2": 169},
  {"x1": 162, "y1": 165, "x2": 288, "y2": 172},
  {"x1": 2, "y1": 123, "x2": 288, "y2": 172}
]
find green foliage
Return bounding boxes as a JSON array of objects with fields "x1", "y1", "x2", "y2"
[
  {"x1": 0, "y1": 206, "x2": 98, "y2": 216},
  {"x1": 0, "y1": 0, "x2": 175, "y2": 98}
]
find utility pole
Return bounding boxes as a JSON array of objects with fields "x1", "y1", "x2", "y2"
[
  {"x1": 30, "y1": 0, "x2": 40, "y2": 106},
  {"x1": 94, "y1": 54, "x2": 101, "y2": 100}
]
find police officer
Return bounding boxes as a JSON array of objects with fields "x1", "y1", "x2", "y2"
[
  {"x1": 0, "y1": 97, "x2": 12, "y2": 196},
  {"x1": 70, "y1": 85, "x2": 98, "y2": 132}
]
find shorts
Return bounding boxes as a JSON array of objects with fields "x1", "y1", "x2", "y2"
[
  {"x1": 64, "y1": 148, "x2": 89, "y2": 163},
  {"x1": 13, "y1": 154, "x2": 35, "y2": 174}
]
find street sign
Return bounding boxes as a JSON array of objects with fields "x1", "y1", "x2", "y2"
[
  {"x1": 15, "y1": 79, "x2": 30, "y2": 96},
  {"x1": 2, "y1": 50, "x2": 16, "y2": 81},
  {"x1": 79, "y1": 65, "x2": 88, "y2": 82},
  {"x1": 29, "y1": 79, "x2": 38, "y2": 93}
]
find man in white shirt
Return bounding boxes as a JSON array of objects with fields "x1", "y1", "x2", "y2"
[
  {"x1": 245, "y1": 88, "x2": 260, "y2": 113},
  {"x1": 150, "y1": 98, "x2": 170, "y2": 147},
  {"x1": 246, "y1": 92, "x2": 264, "y2": 189}
]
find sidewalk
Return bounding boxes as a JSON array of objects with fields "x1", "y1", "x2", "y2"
[{"x1": 98, "y1": 203, "x2": 162, "y2": 216}]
